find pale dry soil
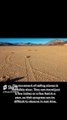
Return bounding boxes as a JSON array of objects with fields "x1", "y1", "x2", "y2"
[{"x1": 0, "y1": 46, "x2": 67, "y2": 82}]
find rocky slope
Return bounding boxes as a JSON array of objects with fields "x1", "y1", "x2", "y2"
[{"x1": 47, "y1": 40, "x2": 67, "y2": 45}]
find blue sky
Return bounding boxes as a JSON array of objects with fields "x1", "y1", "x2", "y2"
[{"x1": 0, "y1": 38, "x2": 67, "y2": 44}]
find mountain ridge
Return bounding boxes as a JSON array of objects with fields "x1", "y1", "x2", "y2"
[
  {"x1": 0, "y1": 40, "x2": 67, "y2": 46},
  {"x1": 46, "y1": 40, "x2": 67, "y2": 45}
]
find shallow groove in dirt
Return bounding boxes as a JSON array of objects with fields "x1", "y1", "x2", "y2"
[
  {"x1": 25, "y1": 56, "x2": 36, "y2": 81},
  {"x1": 28, "y1": 58, "x2": 63, "y2": 81},
  {"x1": 5, "y1": 52, "x2": 22, "y2": 67}
]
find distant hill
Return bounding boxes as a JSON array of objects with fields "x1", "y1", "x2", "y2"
[
  {"x1": 0, "y1": 42, "x2": 42, "y2": 46},
  {"x1": 46, "y1": 40, "x2": 67, "y2": 46},
  {"x1": 0, "y1": 42, "x2": 14, "y2": 46}
]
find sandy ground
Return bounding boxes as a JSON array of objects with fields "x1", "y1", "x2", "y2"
[{"x1": 0, "y1": 46, "x2": 67, "y2": 82}]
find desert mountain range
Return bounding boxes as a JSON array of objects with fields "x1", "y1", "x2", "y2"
[
  {"x1": 47, "y1": 40, "x2": 67, "y2": 45},
  {"x1": 0, "y1": 40, "x2": 67, "y2": 46}
]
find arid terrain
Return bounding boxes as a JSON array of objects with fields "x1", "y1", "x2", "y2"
[{"x1": 0, "y1": 45, "x2": 67, "y2": 82}]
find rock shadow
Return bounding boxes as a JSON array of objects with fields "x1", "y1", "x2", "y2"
[{"x1": 0, "y1": 76, "x2": 24, "y2": 83}]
